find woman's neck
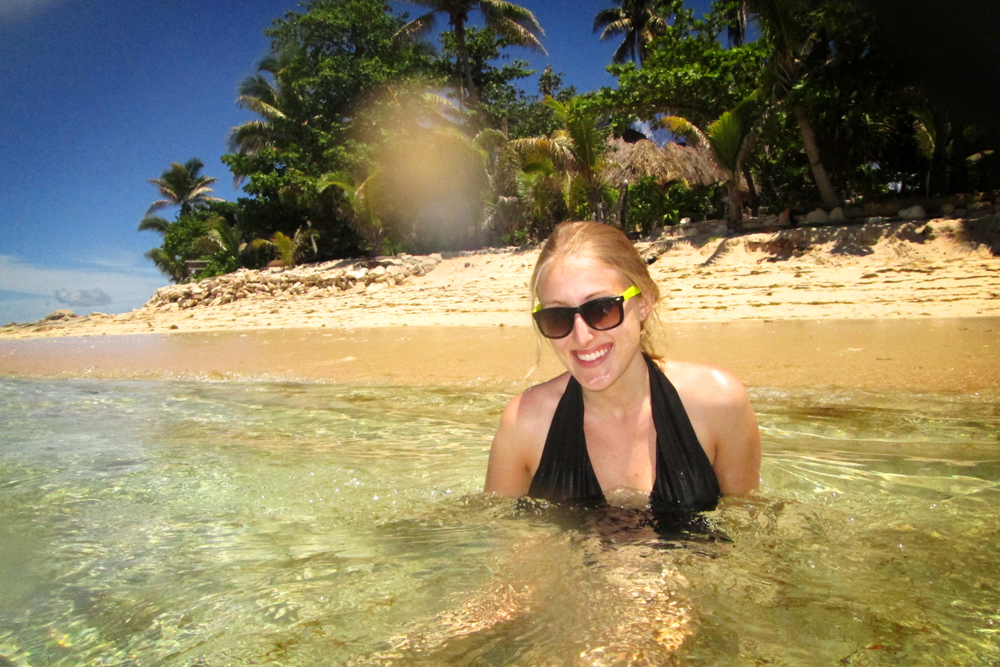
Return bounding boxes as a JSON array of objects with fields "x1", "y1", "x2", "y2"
[{"x1": 580, "y1": 350, "x2": 650, "y2": 420}]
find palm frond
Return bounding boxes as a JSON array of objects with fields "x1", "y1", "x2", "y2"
[
  {"x1": 480, "y1": 0, "x2": 545, "y2": 35},
  {"x1": 593, "y1": 8, "x2": 625, "y2": 32},
  {"x1": 612, "y1": 31, "x2": 636, "y2": 64},
  {"x1": 487, "y1": 17, "x2": 546, "y2": 53},
  {"x1": 661, "y1": 115, "x2": 708, "y2": 148},
  {"x1": 392, "y1": 12, "x2": 437, "y2": 45},
  {"x1": 596, "y1": 18, "x2": 630, "y2": 40},
  {"x1": 137, "y1": 215, "x2": 170, "y2": 234},
  {"x1": 227, "y1": 121, "x2": 272, "y2": 154},
  {"x1": 145, "y1": 199, "x2": 174, "y2": 216}
]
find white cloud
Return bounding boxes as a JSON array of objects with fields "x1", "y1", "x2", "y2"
[
  {"x1": 54, "y1": 288, "x2": 112, "y2": 308},
  {"x1": 0, "y1": 0, "x2": 74, "y2": 24},
  {"x1": 0, "y1": 254, "x2": 168, "y2": 324}
]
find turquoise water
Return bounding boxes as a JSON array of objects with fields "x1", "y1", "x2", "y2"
[{"x1": 0, "y1": 378, "x2": 998, "y2": 666}]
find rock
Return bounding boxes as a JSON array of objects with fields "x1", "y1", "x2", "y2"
[
  {"x1": 898, "y1": 205, "x2": 926, "y2": 220},
  {"x1": 969, "y1": 201, "x2": 995, "y2": 218},
  {"x1": 804, "y1": 208, "x2": 829, "y2": 224},
  {"x1": 829, "y1": 206, "x2": 845, "y2": 221},
  {"x1": 940, "y1": 202, "x2": 956, "y2": 216},
  {"x1": 955, "y1": 208, "x2": 968, "y2": 217},
  {"x1": 43, "y1": 309, "x2": 76, "y2": 321},
  {"x1": 777, "y1": 209, "x2": 793, "y2": 226}
]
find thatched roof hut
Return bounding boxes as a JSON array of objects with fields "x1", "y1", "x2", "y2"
[{"x1": 604, "y1": 136, "x2": 722, "y2": 188}]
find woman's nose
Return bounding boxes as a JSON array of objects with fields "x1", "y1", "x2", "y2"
[{"x1": 570, "y1": 313, "x2": 594, "y2": 344}]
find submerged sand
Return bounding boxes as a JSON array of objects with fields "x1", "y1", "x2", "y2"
[
  {"x1": 1, "y1": 319, "x2": 997, "y2": 391},
  {"x1": 1, "y1": 218, "x2": 998, "y2": 390}
]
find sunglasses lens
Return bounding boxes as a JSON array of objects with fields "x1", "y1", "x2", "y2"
[
  {"x1": 581, "y1": 297, "x2": 623, "y2": 330},
  {"x1": 534, "y1": 308, "x2": 575, "y2": 339}
]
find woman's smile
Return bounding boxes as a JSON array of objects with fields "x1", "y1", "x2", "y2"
[{"x1": 574, "y1": 342, "x2": 612, "y2": 364}]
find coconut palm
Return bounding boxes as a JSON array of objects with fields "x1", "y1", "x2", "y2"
[
  {"x1": 145, "y1": 158, "x2": 222, "y2": 217},
  {"x1": 200, "y1": 217, "x2": 256, "y2": 270},
  {"x1": 746, "y1": 0, "x2": 840, "y2": 208},
  {"x1": 251, "y1": 226, "x2": 318, "y2": 268},
  {"x1": 226, "y1": 50, "x2": 305, "y2": 188},
  {"x1": 392, "y1": 0, "x2": 546, "y2": 109},
  {"x1": 470, "y1": 128, "x2": 524, "y2": 239},
  {"x1": 516, "y1": 156, "x2": 559, "y2": 230},
  {"x1": 143, "y1": 247, "x2": 188, "y2": 284},
  {"x1": 663, "y1": 107, "x2": 757, "y2": 226},
  {"x1": 318, "y1": 171, "x2": 388, "y2": 256},
  {"x1": 513, "y1": 96, "x2": 610, "y2": 223},
  {"x1": 227, "y1": 49, "x2": 299, "y2": 159},
  {"x1": 592, "y1": 0, "x2": 669, "y2": 67}
]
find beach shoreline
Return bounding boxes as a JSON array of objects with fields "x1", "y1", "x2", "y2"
[{"x1": 2, "y1": 218, "x2": 998, "y2": 390}]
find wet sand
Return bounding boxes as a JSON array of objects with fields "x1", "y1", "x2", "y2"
[{"x1": 2, "y1": 318, "x2": 997, "y2": 391}]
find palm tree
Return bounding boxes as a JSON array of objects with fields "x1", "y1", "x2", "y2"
[
  {"x1": 513, "y1": 96, "x2": 610, "y2": 223},
  {"x1": 226, "y1": 50, "x2": 304, "y2": 187},
  {"x1": 592, "y1": 0, "x2": 669, "y2": 67},
  {"x1": 516, "y1": 156, "x2": 559, "y2": 231},
  {"x1": 201, "y1": 217, "x2": 255, "y2": 270},
  {"x1": 143, "y1": 247, "x2": 187, "y2": 284},
  {"x1": 392, "y1": 0, "x2": 546, "y2": 109},
  {"x1": 251, "y1": 226, "x2": 318, "y2": 268},
  {"x1": 664, "y1": 107, "x2": 757, "y2": 226},
  {"x1": 146, "y1": 158, "x2": 222, "y2": 217},
  {"x1": 227, "y1": 50, "x2": 298, "y2": 156},
  {"x1": 318, "y1": 171, "x2": 388, "y2": 256},
  {"x1": 746, "y1": 0, "x2": 840, "y2": 208}
]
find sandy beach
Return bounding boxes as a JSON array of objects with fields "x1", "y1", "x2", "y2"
[{"x1": 2, "y1": 218, "x2": 999, "y2": 390}]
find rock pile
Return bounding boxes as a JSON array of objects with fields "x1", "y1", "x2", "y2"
[{"x1": 143, "y1": 253, "x2": 442, "y2": 312}]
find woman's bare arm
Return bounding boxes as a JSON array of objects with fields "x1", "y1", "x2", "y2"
[
  {"x1": 665, "y1": 361, "x2": 761, "y2": 495},
  {"x1": 484, "y1": 394, "x2": 535, "y2": 497}
]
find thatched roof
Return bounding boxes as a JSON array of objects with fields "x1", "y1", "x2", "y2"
[{"x1": 604, "y1": 137, "x2": 722, "y2": 188}]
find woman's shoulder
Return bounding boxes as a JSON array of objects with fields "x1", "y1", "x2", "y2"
[
  {"x1": 485, "y1": 373, "x2": 570, "y2": 496},
  {"x1": 657, "y1": 358, "x2": 750, "y2": 409},
  {"x1": 657, "y1": 357, "x2": 761, "y2": 494},
  {"x1": 500, "y1": 372, "x2": 571, "y2": 431}
]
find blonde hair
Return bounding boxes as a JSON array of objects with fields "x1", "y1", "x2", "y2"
[{"x1": 530, "y1": 221, "x2": 664, "y2": 359}]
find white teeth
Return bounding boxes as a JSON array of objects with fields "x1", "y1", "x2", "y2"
[{"x1": 577, "y1": 347, "x2": 609, "y2": 362}]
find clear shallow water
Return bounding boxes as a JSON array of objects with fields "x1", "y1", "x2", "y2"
[{"x1": 0, "y1": 379, "x2": 998, "y2": 666}]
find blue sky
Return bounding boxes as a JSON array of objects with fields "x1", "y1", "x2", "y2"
[{"x1": 0, "y1": 0, "x2": 708, "y2": 324}]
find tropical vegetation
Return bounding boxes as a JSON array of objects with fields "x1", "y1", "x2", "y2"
[{"x1": 140, "y1": 0, "x2": 999, "y2": 281}]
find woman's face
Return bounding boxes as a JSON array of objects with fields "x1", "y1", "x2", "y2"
[{"x1": 535, "y1": 254, "x2": 647, "y2": 392}]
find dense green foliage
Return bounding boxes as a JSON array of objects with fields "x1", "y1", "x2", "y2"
[{"x1": 139, "y1": 0, "x2": 1000, "y2": 276}]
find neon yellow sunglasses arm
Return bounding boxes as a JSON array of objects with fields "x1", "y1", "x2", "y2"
[{"x1": 533, "y1": 285, "x2": 641, "y2": 313}]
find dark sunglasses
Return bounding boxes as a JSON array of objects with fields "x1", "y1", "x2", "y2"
[{"x1": 532, "y1": 286, "x2": 641, "y2": 339}]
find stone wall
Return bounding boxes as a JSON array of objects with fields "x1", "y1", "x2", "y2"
[{"x1": 143, "y1": 253, "x2": 442, "y2": 312}]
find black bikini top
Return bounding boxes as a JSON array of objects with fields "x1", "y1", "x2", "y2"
[{"x1": 527, "y1": 354, "x2": 721, "y2": 515}]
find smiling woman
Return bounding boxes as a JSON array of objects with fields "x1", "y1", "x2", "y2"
[{"x1": 485, "y1": 221, "x2": 761, "y2": 510}]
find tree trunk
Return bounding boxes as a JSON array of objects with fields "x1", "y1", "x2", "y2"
[
  {"x1": 742, "y1": 164, "x2": 759, "y2": 216},
  {"x1": 453, "y1": 20, "x2": 478, "y2": 110},
  {"x1": 727, "y1": 179, "x2": 743, "y2": 228},
  {"x1": 793, "y1": 105, "x2": 840, "y2": 209},
  {"x1": 615, "y1": 181, "x2": 629, "y2": 228},
  {"x1": 590, "y1": 188, "x2": 605, "y2": 223},
  {"x1": 930, "y1": 105, "x2": 949, "y2": 195}
]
